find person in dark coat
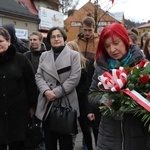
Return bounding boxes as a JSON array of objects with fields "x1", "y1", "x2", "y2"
[
  {"x1": 24, "y1": 31, "x2": 46, "y2": 150},
  {"x1": 67, "y1": 41, "x2": 94, "y2": 150},
  {"x1": 88, "y1": 23, "x2": 150, "y2": 150},
  {"x1": 0, "y1": 27, "x2": 37, "y2": 150},
  {"x1": 86, "y1": 57, "x2": 101, "y2": 145},
  {"x1": 2, "y1": 23, "x2": 29, "y2": 53},
  {"x1": 74, "y1": 16, "x2": 100, "y2": 149},
  {"x1": 24, "y1": 31, "x2": 46, "y2": 74}
]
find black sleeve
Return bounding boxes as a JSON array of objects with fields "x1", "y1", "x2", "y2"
[
  {"x1": 16, "y1": 38, "x2": 29, "y2": 53},
  {"x1": 87, "y1": 58, "x2": 95, "y2": 89},
  {"x1": 20, "y1": 54, "x2": 38, "y2": 108}
]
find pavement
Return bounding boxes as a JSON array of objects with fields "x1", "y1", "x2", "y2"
[
  {"x1": 74, "y1": 131, "x2": 84, "y2": 150},
  {"x1": 6, "y1": 122, "x2": 95, "y2": 150},
  {"x1": 74, "y1": 124, "x2": 96, "y2": 150}
]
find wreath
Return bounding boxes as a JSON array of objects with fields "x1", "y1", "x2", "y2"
[{"x1": 95, "y1": 60, "x2": 150, "y2": 130}]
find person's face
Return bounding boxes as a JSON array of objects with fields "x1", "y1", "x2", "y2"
[
  {"x1": 143, "y1": 36, "x2": 147, "y2": 46},
  {"x1": 82, "y1": 24, "x2": 95, "y2": 39},
  {"x1": 29, "y1": 35, "x2": 42, "y2": 51},
  {"x1": 147, "y1": 41, "x2": 150, "y2": 54},
  {"x1": 104, "y1": 36, "x2": 127, "y2": 60},
  {"x1": 50, "y1": 29, "x2": 64, "y2": 48},
  {"x1": 0, "y1": 35, "x2": 10, "y2": 54},
  {"x1": 129, "y1": 36, "x2": 133, "y2": 44}
]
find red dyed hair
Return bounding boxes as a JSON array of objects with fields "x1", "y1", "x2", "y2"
[{"x1": 96, "y1": 23, "x2": 130, "y2": 62}]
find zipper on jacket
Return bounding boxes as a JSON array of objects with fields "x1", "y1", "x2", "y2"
[{"x1": 84, "y1": 38, "x2": 88, "y2": 58}]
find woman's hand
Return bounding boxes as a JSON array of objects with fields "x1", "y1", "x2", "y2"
[
  {"x1": 100, "y1": 93, "x2": 112, "y2": 108},
  {"x1": 44, "y1": 90, "x2": 57, "y2": 101},
  {"x1": 103, "y1": 100, "x2": 112, "y2": 108},
  {"x1": 87, "y1": 113, "x2": 95, "y2": 121}
]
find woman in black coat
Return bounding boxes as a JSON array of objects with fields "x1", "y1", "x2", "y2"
[
  {"x1": 88, "y1": 23, "x2": 150, "y2": 150},
  {"x1": 67, "y1": 41, "x2": 94, "y2": 150},
  {"x1": 0, "y1": 27, "x2": 37, "y2": 150}
]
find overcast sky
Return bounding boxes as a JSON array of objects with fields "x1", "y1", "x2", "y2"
[{"x1": 76, "y1": 0, "x2": 149, "y2": 23}]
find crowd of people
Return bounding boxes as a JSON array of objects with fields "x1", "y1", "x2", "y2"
[{"x1": 0, "y1": 16, "x2": 150, "y2": 150}]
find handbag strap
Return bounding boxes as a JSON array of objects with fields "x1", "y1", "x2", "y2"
[
  {"x1": 42, "y1": 82, "x2": 70, "y2": 121},
  {"x1": 42, "y1": 101, "x2": 53, "y2": 122},
  {"x1": 42, "y1": 99, "x2": 62, "y2": 122},
  {"x1": 60, "y1": 84, "x2": 71, "y2": 108}
]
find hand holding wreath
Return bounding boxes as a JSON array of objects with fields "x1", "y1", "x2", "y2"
[{"x1": 97, "y1": 60, "x2": 150, "y2": 129}]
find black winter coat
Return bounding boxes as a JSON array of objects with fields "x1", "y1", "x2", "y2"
[
  {"x1": 0, "y1": 45, "x2": 37, "y2": 144},
  {"x1": 76, "y1": 67, "x2": 89, "y2": 117},
  {"x1": 88, "y1": 44, "x2": 150, "y2": 150},
  {"x1": 2, "y1": 24, "x2": 29, "y2": 53},
  {"x1": 24, "y1": 47, "x2": 46, "y2": 74}
]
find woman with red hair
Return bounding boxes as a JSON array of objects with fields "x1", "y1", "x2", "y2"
[{"x1": 88, "y1": 23, "x2": 150, "y2": 150}]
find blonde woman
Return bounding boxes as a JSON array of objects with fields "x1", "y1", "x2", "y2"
[
  {"x1": 67, "y1": 41, "x2": 94, "y2": 150},
  {"x1": 143, "y1": 37, "x2": 150, "y2": 60},
  {"x1": 67, "y1": 41, "x2": 87, "y2": 70}
]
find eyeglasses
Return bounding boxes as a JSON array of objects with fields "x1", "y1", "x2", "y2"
[{"x1": 51, "y1": 34, "x2": 63, "y2": 40}]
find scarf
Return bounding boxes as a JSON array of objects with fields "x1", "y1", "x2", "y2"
[
  {"x1": 108, "y1": 49, "x2": 132, "y2": 69},
  {"x1": 52, "y1": 45, "x2": 65, "y2": 61}
]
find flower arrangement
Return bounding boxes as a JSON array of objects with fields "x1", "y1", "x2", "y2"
[{"x1": 97, "y1": 60, "x2": 150, "y2": 130}]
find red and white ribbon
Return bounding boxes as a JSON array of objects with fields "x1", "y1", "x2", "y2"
[
  {"x1": 123, "y1": 89, "x2": 150, "y2": 112},
  {"x1": 98, "y1": 67, "x2": 128, "y2": 92},
  {"x1": 98, "y1": 61, "x2": 150, "y2": 112}
]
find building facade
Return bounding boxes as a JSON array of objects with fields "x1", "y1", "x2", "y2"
[
  {"x1": 0, "y1": 0, "x2": 40, "y2": 45},
  {"x1": 64, "y1": 1, "x2": 125, "y2": 42},
  {"x1": 137, "y1": 20, "x2": 150, "y2": 38},
  {"x1": 0, "y1": 0, "x2": 61, "y2": 47}
]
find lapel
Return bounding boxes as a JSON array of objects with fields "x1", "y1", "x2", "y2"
[
  {"x1": 55, "y1": 45, "x2": 71, "y2": 71},
  {"x1": 40, "y1": 45, "x2": 71, "y2": 81}
]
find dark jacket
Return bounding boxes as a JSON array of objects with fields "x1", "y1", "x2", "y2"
[
  {"x1": 86, "y1": 58, "x2": 101, "y2": 128},
  {"x1": 0, "y1": 45, "x2": 37, "y2": 144},
  {"x1": 24, "y1": 46, "x2": 46, "y2": 74},
  {"x1": 2, "y1": 23, "x2": 29, "y2": 53},
  {"x1": 88, "y1": 44, "x2": 150, "y2": 150},
  {"x1": 76, "y1": 67, "x2": 89, "y2": 117}
]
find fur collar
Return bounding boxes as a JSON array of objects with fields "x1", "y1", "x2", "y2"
[{"x1": 0, "y1": 44, "x2": 16, "y2": 63}]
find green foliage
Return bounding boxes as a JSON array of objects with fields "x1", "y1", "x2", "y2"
[
  {"x1": 125, "y1": 19, "x2": 146, "y2": 29},
  {"x1": 97, "y1": 60, "x2": 150, "y2": 130}
]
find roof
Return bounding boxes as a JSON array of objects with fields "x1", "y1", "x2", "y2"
[
  {"x1": 16, "y1": 0, "x2": 61, "y2": 15},
  {"x1": 108, "y1": 12, "x2": 124, "y2": 23},
  {"x1": 137, "y1": 22, "x2": 150, "y2": 29},
  {"x1": 16, "y1": 0, "x2": 38, "y2": 15},
  {"x1": 0, "y1": 0, "x2": 38, "y2": 20},
  {"x1": 65, "y1": 1, "x2": 119, "y2": 23}
]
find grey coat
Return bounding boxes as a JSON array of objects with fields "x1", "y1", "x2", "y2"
[{"x1": 35, "y1": 45, "x2": 81, "y2": 120}]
